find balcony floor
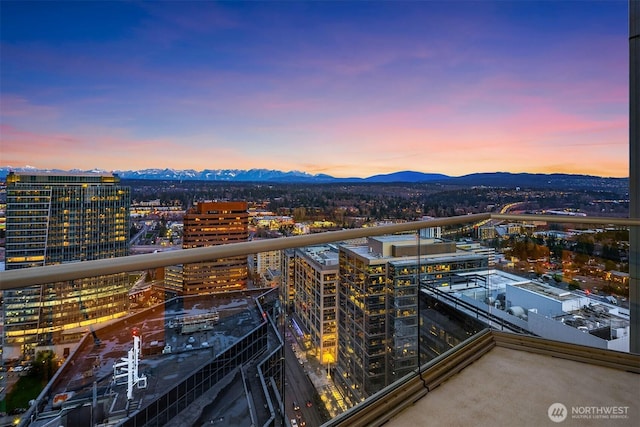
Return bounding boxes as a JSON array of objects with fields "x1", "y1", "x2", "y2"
[{"x1": 388, "y1": 345, "x2": 639, "y2": 427}]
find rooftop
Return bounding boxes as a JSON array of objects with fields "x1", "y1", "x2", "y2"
[
  {"x1": 300, "y1": 245, "x2": 340, "y2": 266},
  {"x1": 29, "y1": 293, "x2": 266, "y2": 426},
  {"x1": 436, "y1": 269, "x2": 630, "y2": 348},
  {"x1": 512, "y1": 280, "x2": 577, "y2": 301}
]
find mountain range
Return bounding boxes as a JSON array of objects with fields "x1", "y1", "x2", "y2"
[{"x1": 0, "y1": 166, "x2": 629, "y2": 191}]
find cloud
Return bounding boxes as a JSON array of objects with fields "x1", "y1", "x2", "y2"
[
  {"x1": 0, "y1": 95, "x2": 59, "y2": 119},
  {"x1": 0, "y1": 1, "x2": 627, "y2": 178}
]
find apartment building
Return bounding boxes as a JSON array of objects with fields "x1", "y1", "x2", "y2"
[
  {"x1": 334, "y1": 235, "x2": 488, "y2": 405},
  {"x1": 292, "y1": 245, "x2": 339, "y2": 367}
]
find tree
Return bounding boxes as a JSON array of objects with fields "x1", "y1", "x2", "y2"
[
  {"x1": 30, "y1": 350, "x2": 56, "y2": 383},
  {"x1": 293, "y1": 207, "x2": 306, "y2": 221},
  {"x1": 568, "y1": 281, "x2": 581, "y2": 291},
  {"x1": 575, "y1": 235, "x2": 594, "y2": 256},
  {"x1": 604, "y1": 260, "x2": 617, "y2": 271}
]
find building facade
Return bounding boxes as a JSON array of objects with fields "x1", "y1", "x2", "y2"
[
  {"x1": 163, "y1": 264, "x2": 184, "y2": 293},
  {"x1": 3, "y1": 172, "x2": 131, "y2": 359},
  {"x1": 334, "y1": 235, "x2": 488, "y2": 405},
  {"x1": 456, "y1": 241, "x2": 496, "y2": 266},
  {"x1": 249, "y1": 249, "x2": 282, "y2": 287},
  {"x1": 282, "y1": 248, "x2": 296, "y2": 309},
  {"x1": 182, "y1": 201, "x2": 249, "y2": 294},
  {"x1": 292, "y1": 245, "x2": 339, "y2": 367}
]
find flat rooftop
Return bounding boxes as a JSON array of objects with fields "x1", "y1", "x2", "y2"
[
  {"x1": 512, "y1": 280, "x2": 577, "y2": 301},
  {"x1": 33, "y1": 293, "x2": 265, "y2": 425},
  {"x1": 555, "y1": 303, "x2": 629, "y2": 333},
  {"x1": 454, "y1": 269, "x2": 530, "y2": 289},
  {"x1": 300, "y1": 245, "x2": 339, "y2": 266}
]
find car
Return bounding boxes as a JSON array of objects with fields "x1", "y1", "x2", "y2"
[
  {"x1": 293, "y1": 401, "x2": 300, "y2": 411},
  {"x1": 12, "y1": 366, "x2": 24, "y2": 372},
  {"x1": 299, "y1": 420, "x2": 306, "y2": 427},
  {"x1": 305, "y1": 400, "x2": 313, "y2": 408},
  {"x1": 290, "y1": 419, "x2": 298, "y2": 427}
]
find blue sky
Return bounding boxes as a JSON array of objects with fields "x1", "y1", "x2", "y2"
[{"x1": 0, "y1": 1, "x2": 629, "y2": 178}]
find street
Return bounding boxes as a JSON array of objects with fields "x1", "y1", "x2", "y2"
[{"x1": 283, "y1": 340, "x2": 324, "y2": 427}]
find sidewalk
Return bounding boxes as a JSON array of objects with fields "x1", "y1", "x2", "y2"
[{"x1": 285, "y1": 318, "x2": 345, "y2": 417}]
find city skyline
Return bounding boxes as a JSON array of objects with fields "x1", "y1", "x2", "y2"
[{"x1": 1, "y1": 1, "x2": 629, "y2": 178}]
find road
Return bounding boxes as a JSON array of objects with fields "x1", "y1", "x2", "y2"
[
  {"x1": 129, "y1": 222, "x2": 149, "y2": 245},
  {"x1": 283, "y1": 337, "x2": 323, "y2": 427}
]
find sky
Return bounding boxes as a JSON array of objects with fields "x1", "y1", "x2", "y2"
[{"x1": 0, "y1": 1, "x2": 629, "y2": 178}]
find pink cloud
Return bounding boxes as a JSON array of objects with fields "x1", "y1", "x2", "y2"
[
  {"x1": 0, "y1": 123, "x2": 294, "y2": 172},
  {"x1": 1, "y1": 124, "x2": 176, "y2": 170},
  {"x1": 0, "y1": 96, "x2": 60, "y2": 119},
  {"x1": 280, "y1": 97, "x2": 627, "y2": 178}
]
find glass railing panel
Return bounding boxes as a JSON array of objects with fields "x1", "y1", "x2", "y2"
[{"x1": 0, "y1": 213, "x2": 635, "y2": 426}]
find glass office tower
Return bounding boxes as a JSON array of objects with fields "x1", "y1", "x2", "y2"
[{"x1": 3, "y1": 172, "x2": 131, "y2": 359}]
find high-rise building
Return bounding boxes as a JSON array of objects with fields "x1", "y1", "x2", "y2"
[
  {"x1": 282, "y1": 248, "x2": 296, "y2": 309},
  {"x1": 334, "y1": 235, "x2": 488, "y2": 405},
  {"x1": 182, "y1": 201, "x2": 249, "y2": 294},
  {"x1": 3, "y1": 172, "x2": 131, "y2": 359},
  {"x1": 292, "y1": 245, "x2": 339, "y2": 367}
]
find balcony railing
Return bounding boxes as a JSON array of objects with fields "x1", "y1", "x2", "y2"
[{"x1": 0, "y1": 213, "x2": 638, "y2": 427}]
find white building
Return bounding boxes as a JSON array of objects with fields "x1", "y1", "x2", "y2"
[
  {"x1": 456, "y1": 241, "x2": 496, "y2": 266},
  {"x1": 434, "y1": 269, "x2": 630, "y2": 352},
  {"x1": 249, "y1": 249, "x2": 282, "y2": 287}
]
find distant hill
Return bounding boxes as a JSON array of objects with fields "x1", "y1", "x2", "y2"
[
  {"x1": 363, "y1": 170, "x2": 449, "y2": 183},
  {"x1": 0, "y1": 166, "x2": 628, "y2": 191},
  {"x1": 443, "y1": 172, "x2": 628, "y2": 191}
]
